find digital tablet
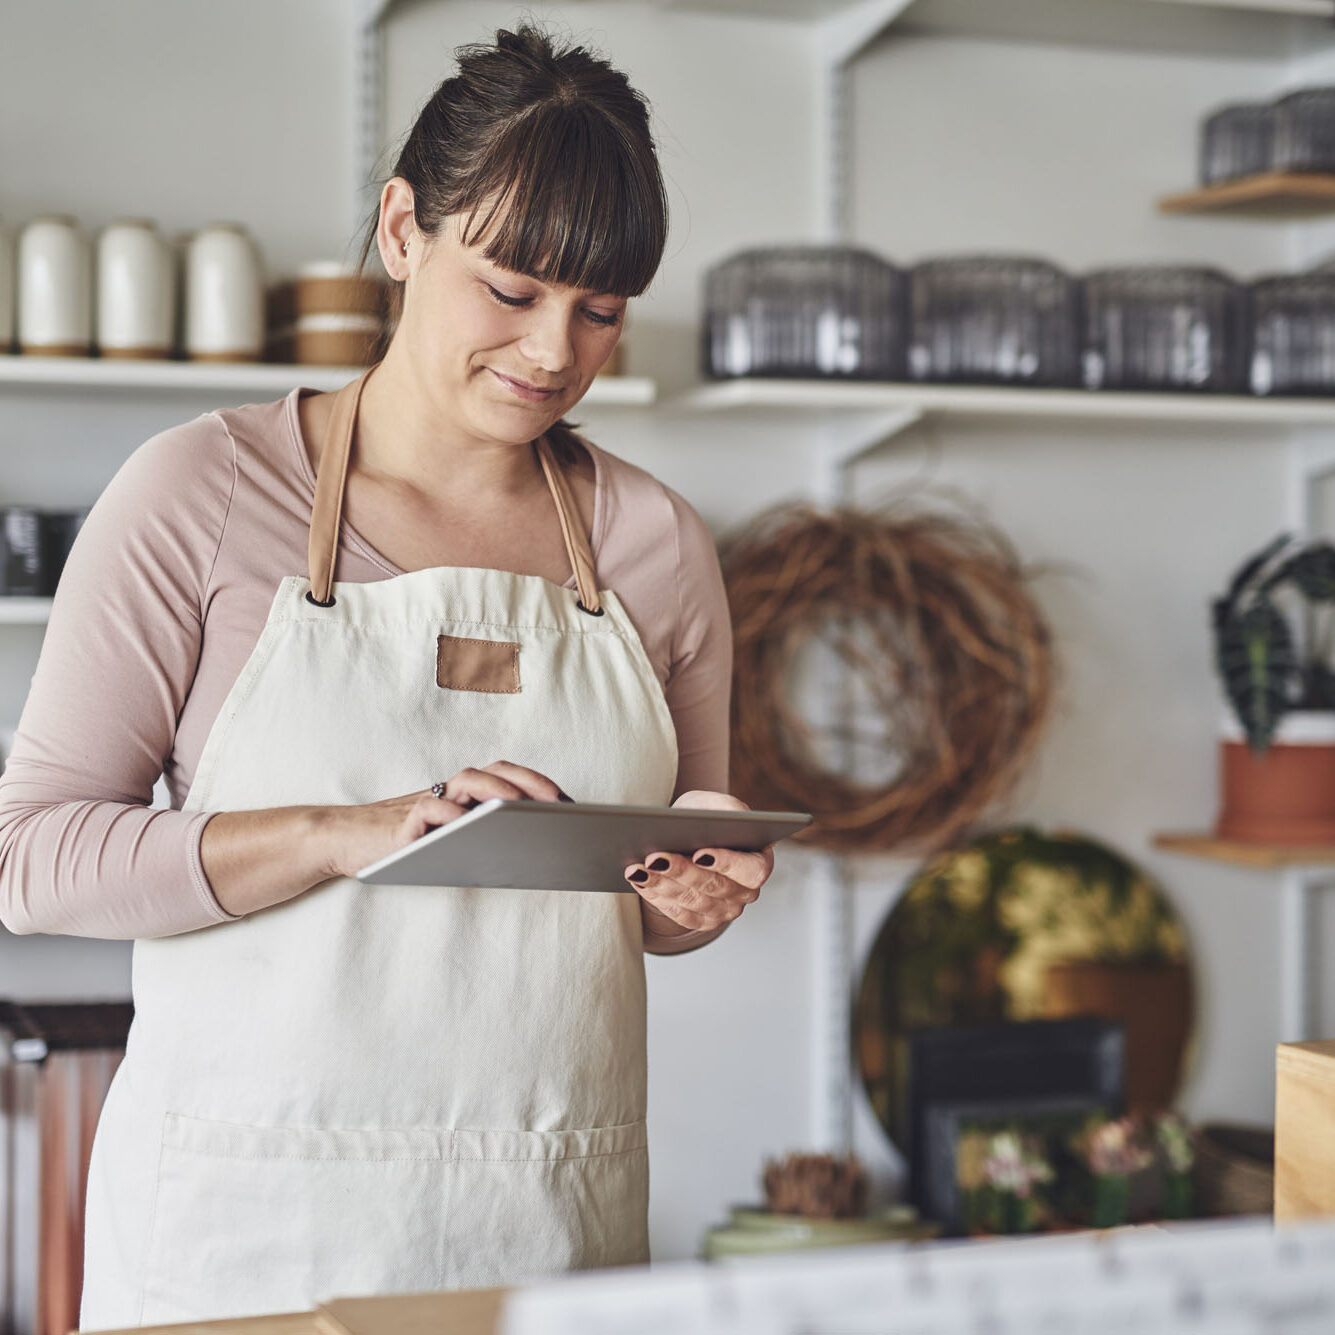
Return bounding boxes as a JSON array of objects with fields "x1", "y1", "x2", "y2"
[{"x1": 355, "y1": 798, "x2": 813, "y2": 892}]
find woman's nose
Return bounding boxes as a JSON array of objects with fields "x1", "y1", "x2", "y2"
[{"x1": 518, "y1": 309, "x2": 577, "y2": 375}]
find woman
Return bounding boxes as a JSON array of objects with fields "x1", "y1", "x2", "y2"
[{"x1": 0, "y1": 24, "x2": 773, "y2": 1328}]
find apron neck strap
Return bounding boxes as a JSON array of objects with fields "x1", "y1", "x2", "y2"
[{"x1": 306, "y1": 367, "x2": 602, "y2": 614}]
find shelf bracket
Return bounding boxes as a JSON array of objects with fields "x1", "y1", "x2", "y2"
[
  {"x1": 814, "y1": 0, "x2": 916, "y2": 241},
  {"x1": 809, "y1": 398, "x2": 920, "y2": 1157},
  {"x1": 351, "y1": 0, "x2": 390, "y2": 250},
  {"x1": 815, "y1": 406, "x2": 925, "y2": 505},
  {"x1": 1291, "y1": 431, "x2": 1335, "y2": 540},
  {"x1": 1277, "y1": 867, "x2": 1333, "y2": 1044}
]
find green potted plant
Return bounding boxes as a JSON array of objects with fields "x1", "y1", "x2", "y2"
[
  {"x1": 1211, "y1": 533, "x2": 1335, "y2": 841},
  {"x1": 1069, "y1": 1114, "x2": 1152, "y2": 1229},
  {"x1": 957, "y1": 1127, "x2": 1054, "y2": 1235},
  {"x1": 1153, "y1": 1111, "x2": 1195, "y2": 1220}
]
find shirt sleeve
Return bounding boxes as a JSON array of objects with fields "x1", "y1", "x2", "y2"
[
  {"x1": 0, "y1": 414, "x2": 242, "y2": 939},
  {"x1": 664, "y1": 488, "x2": 732, "y2": 800},
  {"x1": 645, "y1": 487, "x2": 735, "y2": 957}
]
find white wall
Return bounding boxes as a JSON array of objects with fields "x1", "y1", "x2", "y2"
[{"x1": 0, "y1": 0, "x2": 1331, "y2": 1270}]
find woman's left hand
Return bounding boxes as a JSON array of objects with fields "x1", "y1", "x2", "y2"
[{"x1": 624, "y1": 790, "x2": 775, "y2": 933}]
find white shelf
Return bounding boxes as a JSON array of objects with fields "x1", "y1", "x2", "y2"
[
  {"x1": 0, "y1": 355, "x2": 657, "y2": 405},
  {"x1": 682, "y1": 378, "x2": 1335, "y2": 428},
  {"x1": 0, "y1": 599, "x2": 52, "y2": 625},
  {"x1": 1151, "y1": 0, "x2": 1333, "y2": 16},
  {"x1": 535, "y1": 0, "x2": 1335, "y2": 22}
]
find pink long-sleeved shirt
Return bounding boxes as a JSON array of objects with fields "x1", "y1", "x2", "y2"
[{"x1": 0, "y1": 386, "x2": 733, "y2": 942}]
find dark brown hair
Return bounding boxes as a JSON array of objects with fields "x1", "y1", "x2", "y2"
[{"x1": 356, "y1": 20, "x2": 669, "y2": 395}]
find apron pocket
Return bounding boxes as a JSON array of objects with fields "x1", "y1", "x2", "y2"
[
  {"x1": 441, "y1": 1121, "x2": 649, "y2": 1289},
  {"x1": 139, "y1": 1112, "x2": 454, "y2": 1325}
]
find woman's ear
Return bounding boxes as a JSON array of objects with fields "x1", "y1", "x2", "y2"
[{"x1": 378, "y1": 178, "x2": 417, "y2": 281}]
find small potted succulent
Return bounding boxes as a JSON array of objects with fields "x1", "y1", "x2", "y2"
[
  {"x1": 1211, "y1": 533, "x2": 1335, "y2": 841},
  {"x1": 699, "y1": 1152, "x2": 937, "y2": 1258},
  {"x1": 1153, "y1": 1111, "x2": 1195, "y2": 1220},
  {"x1": 956, "y1": 1127, "x2": 1054, "y2": 1235},
  {"x1": 1069, "y1": 1114, "x2": 1153, "y2": 1229}
]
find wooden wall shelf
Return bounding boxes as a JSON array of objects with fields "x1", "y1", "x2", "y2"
[
  {"x1": 1159, "y1": 171, "x2": 1335, "y2": 218},
  {"x1": 1152, "y1": 830, "x2": 1335, "y2": 868}
]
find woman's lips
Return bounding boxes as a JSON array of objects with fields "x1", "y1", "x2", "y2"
[{"x1": 490, "y1": 368, "x2": 558, "y2": 402}]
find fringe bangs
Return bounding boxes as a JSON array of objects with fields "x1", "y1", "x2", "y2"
[{"x1": 458, "y1": 103, "x2": 666, "y2": 299}]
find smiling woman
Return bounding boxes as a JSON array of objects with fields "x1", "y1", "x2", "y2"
[
  {"x1": 351, "y1": 22, "x2": 667, "y2": 466},
  {"x1": 0, "y1": 19, "x2": 772, "y2": 1332}
]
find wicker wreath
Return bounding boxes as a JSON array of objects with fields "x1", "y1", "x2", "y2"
[{"x1": 718, "y1": 494, "x2": 1055, "y2": 854}]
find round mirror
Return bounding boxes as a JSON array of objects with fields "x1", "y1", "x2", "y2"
[{"x1": 853, "y1": 825, "x2": 1198, "y2": 1152}]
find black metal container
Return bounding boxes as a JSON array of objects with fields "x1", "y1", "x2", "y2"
[
  {"x1": 1200, "y1": 102, "x2": 1273, "y2": 185},
  {"x1": 0, "y1": 510, "x2": 45, "y2": 597},
  {"x1": 39, "y1": 509, "x2": 90, "y2": 595},
  {"x1": 1250, "y1": 270, "x2": 1335, "y2": 395},
  {"x1": 702, "y1": 245, "x2": 909, "y2": 380},
  {"x1": 907, "y1": 255, "x2": 1081, "y2": 387},
  {"x1": 1081, "y1": 266, "x2": 1249, "y2": 393},
  {"x1": 1272, "y1": 87, "x2": 1335, "y2": 174}
]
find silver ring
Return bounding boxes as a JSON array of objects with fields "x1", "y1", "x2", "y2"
[{"x1": 431, "y1": 781, "x2": 447, "y2": 799}]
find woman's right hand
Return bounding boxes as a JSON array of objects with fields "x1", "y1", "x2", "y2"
[
  {"x1": 321, "y1": 760, "x2": 571, "y2": 880},
  {"x1": 201, "y1": 761, "x2": 571, "y2": 920}
]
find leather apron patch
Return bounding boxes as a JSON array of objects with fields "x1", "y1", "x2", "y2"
[{"x1": 436, "y1": 634, "x2": 521, "y2": 693}]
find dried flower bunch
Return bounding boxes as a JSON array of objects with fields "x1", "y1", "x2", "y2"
[
  {"x1": 762, "y1": 1152, "x2": 868, "y2": 1219},
  {"x1": 957, "y1": 1128, "x2": 1055, "y2": 1199},
  {"x1": 719, "y1": 494, "x2": 1055, "y2": 853},
  {"x1": 1071, "y1": 1115, "x2": 1154, "y2": 1179},
  {"x1": 955, "y1": 1126, "x2": 1055, "y2": 1235}
]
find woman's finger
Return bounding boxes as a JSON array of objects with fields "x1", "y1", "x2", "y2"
[
  {"x1": 438, "y1": 769, "x2": 530, "y2": 808},
  {"x1": 629, "y1": 876, "x2": 713, "y2": 932},
  {"x1": 627, "y1": 851, "x2": 741, "y2": 902},
  {"x1": 684, "y1": 845, "x2": 773, "y2": 890},
  {"x1": 480, "y1": 760, "x2": 570, "y2": 802},
  {"x1": 626, "y1": 853, "x2": 758, "y2": 915},
  {"x1": 410, "y1": 795, "x2": 472, "y2": 836}
]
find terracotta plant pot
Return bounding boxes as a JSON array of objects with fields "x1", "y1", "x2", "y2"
[
  {"x1": 1216, "y1": 711, "x2": 1335, "y2": 843},
  {"x1": 1041, "y1": 960, "x2": 1194, "y2": 1113}
]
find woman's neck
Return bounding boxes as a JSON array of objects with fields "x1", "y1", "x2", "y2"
[{"x1": 351, "y1": 346, "x2": 548, "y2": 504}]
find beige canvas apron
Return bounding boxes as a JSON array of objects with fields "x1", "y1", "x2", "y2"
[{"x1": 78, "y1": 367, "x2": 679, "y2": 1329}]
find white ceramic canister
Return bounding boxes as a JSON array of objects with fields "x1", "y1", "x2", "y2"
[
  {"x1": 17, "y1": 215, "x2": 92, "y2": 356},
  {"x1": 96, "y1": 219, "x2": 175, "y2": 358},
  {"x1": 0, "y1": 220, "x2": 13, "y2": 353},
  {"x1": 184, "y1": 221, "x2": 264, "y2": 361}
]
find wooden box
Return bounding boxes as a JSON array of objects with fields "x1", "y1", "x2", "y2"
[
  {"x1": 1275, "y1": 1039, "x2": 1335, "y2": 1220},
  {"x1": 77, "y1": 1287, "x2": 510, "y2": 1335}
]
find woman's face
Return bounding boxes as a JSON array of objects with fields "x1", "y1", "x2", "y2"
[{"x1": 388, "y1": 198, "x2": 627, "y2": 448}]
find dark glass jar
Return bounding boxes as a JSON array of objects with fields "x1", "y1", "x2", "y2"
[
  {"x1": 40, "y1": 508, "x2": 91, "y2": 594},
  {"x1": 0, "y1": 508, "x2": 45, "y2": 596},
  {"x1": 1081, "y1": 266, "x2": 1248, "y2": 392},
  {"x1": 702, "y1": 246, "x2": 908, "y2": 380},
  {"x1": 1272, "y1": 87, "x2": 1335, "y2": 174},
  {"x1": 1250, "y1": 270, "x2": 1335, "y2": 395},
  {"x1": 1200, "y1": 102, "x2": 1273, "y2": 185},
  {"x1": 907, "y1": 256, "x2": 1080, "y2": 387}
]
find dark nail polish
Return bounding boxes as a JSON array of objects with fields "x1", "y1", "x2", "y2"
[
  {"x1": 648, "y1": 856, "x2": 670, "y2": 872},
  {"x1": 557, "y1": 790, "x2": 575, "y2": 803},
  {"x1": 694, "y1": 853, "x2": 715, "y2": 867},
  {"x1": 628, "y1": 868, "x2": 648, "y2": 884}
]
